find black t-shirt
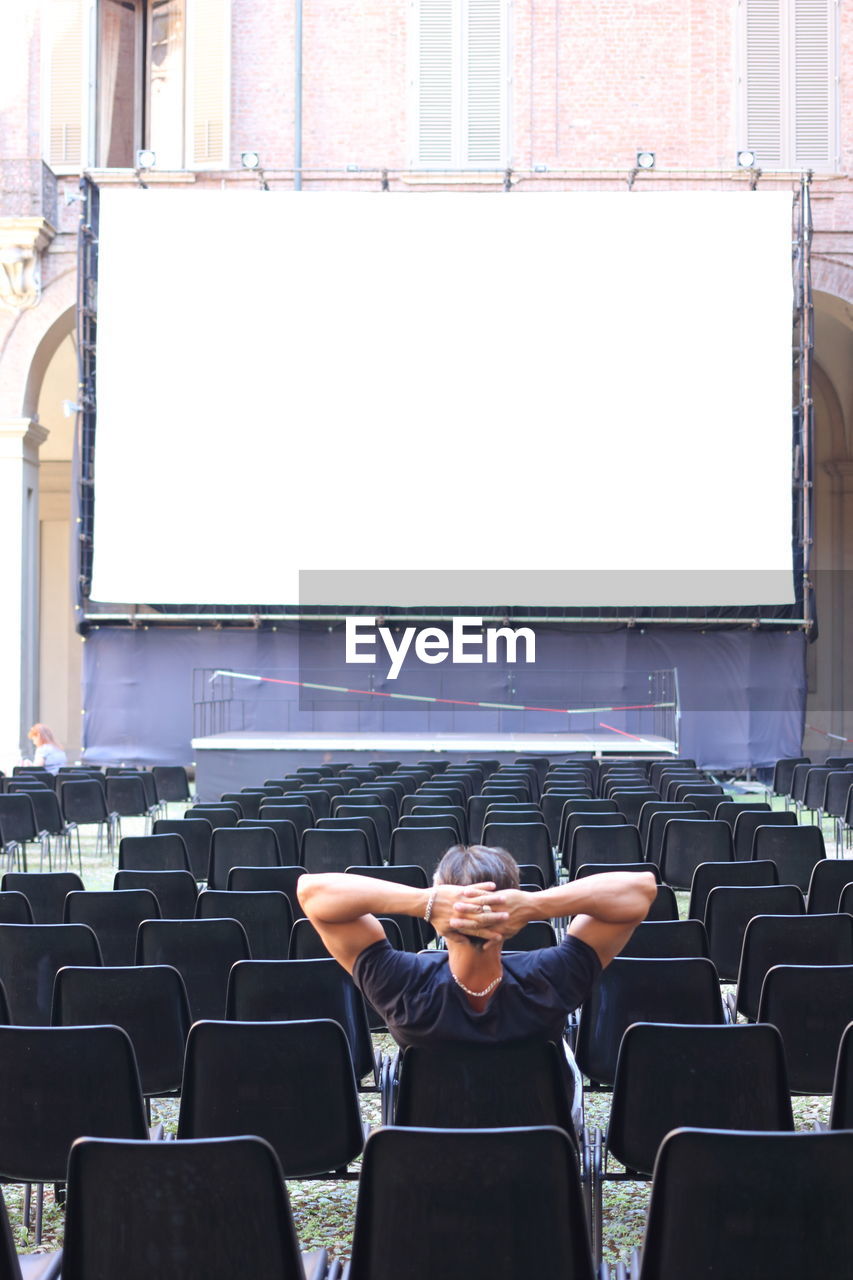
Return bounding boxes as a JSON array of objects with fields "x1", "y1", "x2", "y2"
[{"x1": 352, "y1": 934, "x2": 601, "y2": 1050}]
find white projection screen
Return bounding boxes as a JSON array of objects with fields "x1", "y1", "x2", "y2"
[{"x1": 91, "y1": 189, "x2": 796, "y2": 607}]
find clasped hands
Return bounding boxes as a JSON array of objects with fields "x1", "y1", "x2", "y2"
[{"x1": 429, "y1": 882, "x2": 532, "y2": 944}]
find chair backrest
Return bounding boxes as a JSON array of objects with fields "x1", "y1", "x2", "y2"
[
  {"x1": 608, "y1": 1022, "x2": 793, "y2": 1175},
  {"x1": 64, "y1": 890, "x2": 161, "y2": 966},
  {"x1": 771, "y1": 756, "x2": 810, "y2": 797},
  {"x1": 409, "y1": 805, "x2": 467, "y2": 842},
  {"x1": 567, "y1": 824, "x2": 642, "y2": 878},
  {"x1": 713, "y1": 800, "x2": 772, "y2": 829},
  {"x1": 302, "y1": 827, "x2": 370, "y2": 875},
  {"x1": 221, "y1": 791, "x2": 262, "y2": 819},
  {"x1": 177, "y1": 1018, "x2": 364, "y2": 1176},
  {"x1": 830, "y1": 1020, "x2": 853, "y2": 1129},
  {"x1": 1, "y1": 871, "x2": 85, "y2": 924},
  {"x1": 105, "y1": 776, "x2": 148, "y2": 818},
  {"x1": 288, "y1": 917, "x2": 332, "y2": 959},
  {"x1": 196, "y1": 890, "x2": 292, "y2": 959},
  {"x1": 60, "y1": 780, "x2": 108, "y2": 824},
  {"x1": 24, "y1": 787, "x2": 65, "y2": 836},
  {"x1": 208, "y1": 825, "x2": 281, "y2": 889},
  {"x1": 646, "y1": 884, "x2": 679, "y2": 921},
  {"x1": 575, "y1": 956, "x2": 724, "y2": 1086},
  {"x1": 226, "y1": 865, "x2": 306, "y2": 920},
  {"x1": 226, "y1": 958, "x2": 375, "y2": 1083},
  {"x1": 808, "y1": 858, "x2": 853, "y2": 914},
  {"x1": 61, "y1": 1135, "x2": 309, "y2": 1280},
  {"x1": 137, "y1": 918, "x2": 250, "y2": 1021},
  {"x1": 333, "y1": 804, "x2": 392, "y2": 858},
  {"x1": 152, "y1": 818, "x2": 212, "y2": 880},
  {"x1": 480, "y1": 822, "x2": 554, "y2": 885},
  {"x1": 758, "y1": 963, "x2": 853, "y2": 1093},
  {"x1": 645, "y1": 809, "x2": 710, "y2": 866},
  {"x1": 0, "y1": 795, "x2": 38, "y2": 845},
  {"x1": 618, "y1": 919, "x2": 709, "y2": 959},
  {"x1": 113, "y1": 869, "x2": 199, "y2": 919},
  {"x1": 0, "y1": 922, "x2": 102, "y2": 1023},
  {"x1": 688, "y1": 859, "x2": 779, "y2": 923},
  {"x1": 317, "y1": 816, "x2": 382, "y2": 866},
  {"x1": 504, "y1": 921, "x2": 558, "y2": 951},
  {"x1": 394, "y1": 1040, "x2": 575, "y2": 1137},
  {"x1": 389, "y1": 826, "x2": 458, "y2": 879},
  {"x1": 258, "y1": 802, "x2": 314, "y2": 841},
  {"x1": 118, "y1": 834, "x2": 190, "y2": 874},
  {"x1": 52, "y1": 963, "x2": 190, "y2": 1097},
  {"x1": 752, "y1": 824, "x2": 826, "y2": 893},
  {"x1": 575, "y1": 861, "x2": 661, "y2": 882},
  {"x1": 638, "y1": 1128, "x2": 853, "y2": 1280},
  {"x1": 0, "y1": 1024, "x2": 148, "y2": 1183},
  {"x1": 186, "y1": 805, "x2": 240, "y2": 829},
  {"x1": 704, "y1": 883, "x2": 805, "y2": 982},
  {"x1": 658, "y1": 819, "x2": 734, "y2": 889},
  {"x1": 236, "y1": 819, "x2": 302, "y2": 866},
  {"x1": 736, "y1": 912, "x2": 853, "y2": 1021},
  {"x1": 151, "y1": 766, "x2": 191, "y2": 803},
  {"x1": 610, "y1": 790, "x2": 660, "y2": 825},
  {"x1": 732, "y1": 808, "x2": 798, "y2": 860},
  {"x1": 824, "y1": 771, "x2": 853, "y2": 819},
  {"x1": 0, "y1": 891, "x2": 32, "y2": 925},
  {"x1": 802, "y1": 766, "x2": 833, "y2": 810},
  {"x1": 637, "y1": 801, "x2": 695, "y2": 846},
  {"x1": 347, "y1": 1126, "x2": 596, "y2": 1280}
]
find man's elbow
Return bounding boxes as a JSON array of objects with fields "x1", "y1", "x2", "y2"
[
  {"x1": 295, "y1": 873, "x2": 314, "y2": 913},
  {"x1": 636, "y1": 872, "x2": 657, "y2": 920}
]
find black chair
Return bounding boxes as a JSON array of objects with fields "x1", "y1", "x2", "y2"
[
  {"x1": 0, "y1": 1024, "x2": 148, "y2": 1241},
  {"x1": 52, "y1": 963, "x2": 190, "y2": 1098},
  {"x1": 637, "y1": 801, "x2": 695, "y2": 851},
  {"x1": 646, "y1": 884, "x2": 679, "y2": 921},
  {"x1": 389, "y1": 826, "x2": 457, "y2": 880},
  {"x1": 208, "y1": 825, "x2": 281, "y2": 889},
  {"x1": 186, "y1": 805, "x2": 240, "y2": 829},
  {"x1": 768, "y1": 755, "x2": 810, "y2": 806},
  {"x1": 598, "y1": 1022, "x2": 793, "y2": 1268},
  {"x1": 789, "y1": 761, "x2": 814, "y2": 810},
  {"x1": 808, "y1": 857, "x2": 853, "y2": 913},
  {"x1": 800, "y1": 766, "x2": 833, "y2": 823},
  {"x1": 567, "y1": 825, "x2": 642, "y2": 879},
  {"x1": 226, "y1": 865, "x2": 306, "y2": 920},
  {"x1": 238, "y1": 819, "x2": 302, "y2": 866},
  {"x1": 687, "y1": 858, "x2": 779, "y2": 922},
  {"x1": 118, "y1": 833, "x2": 191, "y2": 873},
  {"x1": 0, "y1": 891, "x2": 32, "y2": 924},
  {"x1": 317, "y1": 816, "x2": 382, "y2": 866},
  {"x1": 409, "y1": 804, "x2": 467, "y2": 842},
  {"x1": 288, "y1": 918, "x2": 333, "y2": 959},
  {"x1": 25, "y1": 789, "x2": 74, "y2": 871},
  {"x1": 732, "y1": 807, "x2": 798, "y2": 860},
  {"x1": 152, "y1": 818, "x2": 212, "y2": 881},
  {"x1": 0, "y1": 923, "x2": 102, "y2": 1024},
  {"x1": 226, "y1": 958, "x2": 380, "y2": 1087},
  {"x1": 575, "y1": 861, "x2": 662, "y2": 883},
  {"x1": 575, "y1": 956, "x2": 725, "y2": 1088},
  {"x1": 222, "y1": 791, "x2": 262, "y2": 820},
  {"x1": 481, "y1": 822, "x2": 555, "y2": 886},
  {"x1": 658, "y1": 819, "x2": 733, "y2": 889},
  {"x1": 618, "y1": 919, "x2": 708, "y2": 959},
  {"x1": 258, "y1": 803, "x2": 315, "y2": 843},
  {"x1": 302, "y1": 827, "x2": 370, "y2": 875},
  {"x1": 645, "y1": 809, "x2": 710, "y2": 867},
  {"x1": 196, "y1": 890, "x2": 292, "y2": 959},
  {"x1": 609, "y1": 790, "x2": 659, "y2": 826},
  {"x1": 136, "y1": 918, "x2": 250, "y2": 1021},
  {"x1": 177, "y1": 1018, "x2": 364, "y2": 1177},
  {"x1": 346, "y1": 1126, "x2": 596, "y2": 1280},
  {"x1": 505, "y1": 921, "x2": 559, "y2": 951},
  {"x1": 704, "y1": 883, "x2": 804, "y2": 982},
  {"x1": 151, "y1": 765, "x2": 191, "y2": 805},
  {"x1": 830, "y1": 1021, "x2": 853, "y2": 1129},
  {"x1": 114, "y1": 869, "x2": 199, "y2": 919},
  {"x1": 671, "y1": 782, "x2": 724, "y2": 804},
  {"x1": 60, "y1": 780, "x2": 119, "y2": 859},
  {"x1": 637, "y1": 1128, "x2": 853, "y2": 1279},
  {"x1": 61, "y1": 1135, "x2": 329, "y2": 1280},
  {"x1": 757, "y1": 963, "x2": 853, "y2": 1093},
  {"x1": 825, "y1": 771, "x2": 853, "y2": 847},
  {"x1": 736, "y1": 912, "x2": 853, "y2": 1021},
  {"x1": 752, "y1": 823, "x2": 826, "y2": 893},
  {"x1": 2, "y1": 871, "x2": 84, "y2": 923},
  {"x1": 713, "y1": 799, "x2": 772, "y2": 829},
  {"x1": 561, "y1": 814, "x2": 628, "y2": 869},
  {"x1": 0, "y1": 794, "x2": 43, "y2": 872},
  {"x1": 105, "y1": 776, "x2": 156, "y2": 833},
  {"x1": 345, "y1": 865, "x2": 429, "y2": 951},
  {"x1": 333, "y1": 804, "x2": 393, "y2": 859},
  {"x1": 64, "y1": 889, "x2": 161, "y2": 965}
]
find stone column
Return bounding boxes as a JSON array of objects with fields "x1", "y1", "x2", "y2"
[
  {"x1": 0, "y1": 418, "x2": 49, "y2": 772},
  {"x1": 819, "y1": 458, "x2": 853, "y2": 748}
]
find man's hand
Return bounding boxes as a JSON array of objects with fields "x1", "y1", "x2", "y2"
[
  {"x1": 429, "y1": 883, "x2": 509, "y2": 943},
  {"x1": 447, "y1": 888, "x2": 532, "y2": 941}
]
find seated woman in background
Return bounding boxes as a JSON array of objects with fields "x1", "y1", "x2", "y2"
[
  {"x1": 22, "y1": 724, "x2": 67, "y2": 775},
  {"x1": 297, "y1": 844, "x2": 655, "y2": 1051}
]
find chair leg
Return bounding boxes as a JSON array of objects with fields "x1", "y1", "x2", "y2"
[
  {"x1": 22, "y1": 1183, "x2": 31, "y2": 1232},
  {"x1": 34, "y1": 1182, "x2": 44, "y2": 1245}
]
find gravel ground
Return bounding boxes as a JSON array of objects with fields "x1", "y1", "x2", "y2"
[{"x1": 5, "y1": 795, "x2": 845, "y2": 1270}]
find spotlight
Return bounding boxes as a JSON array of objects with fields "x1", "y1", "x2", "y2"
[
  {"x1": 135, "y1": 149, "x2": 156, "y2": 170},
  {"x1": 241, "y1": 151, "x2": 261, "y2": 170},
  {"x1": 636, "y1": 151, "x2": 656, "y2": 170},
  {"x1": 737, "y1": 149, "x2": 757, "y2": 169}
]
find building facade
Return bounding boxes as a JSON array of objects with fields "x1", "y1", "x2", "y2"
[{"x1": 1, "y1": 0, "x2": 852, "y2": 768}]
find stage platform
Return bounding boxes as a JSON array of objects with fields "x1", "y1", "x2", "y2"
[{"x1": 191, "y1": 730, "x2": 678, "y2": 801}]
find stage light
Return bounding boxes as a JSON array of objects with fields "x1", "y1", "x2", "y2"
[
  {"x1": 136, "y1": 149, "x2": 156, "y2": 170},
  {"x1": 737, "y1": 149, "x2": 757, "y2": 169},
  {"x1": 636, "y1": 151, "x2": 656, "y2": 170},
  {"x1": 241, "y1": 151, "x2": 261, "y2": 170}
]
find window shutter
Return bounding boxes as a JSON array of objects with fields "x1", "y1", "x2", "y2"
[
  {"x1": 417, "y1": 0, "x2": 454, "y2": 165},
  {"x1": 464, "y1": 0, "x2": 503, "y2": 165},
  {"x1": 745, "y1": 0, "x2": 783, "y2": 166},
  {"x1": 186, "y1": 0, "x2": 231, "y2": 168},
  {"x1": 793, "y1": 0, "x2": 833, "y2": 166},
  {"x1": 45, "y1": 0, "x2": 87, "y2": 171}
]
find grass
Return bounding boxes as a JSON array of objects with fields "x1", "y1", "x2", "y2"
[{"x1": 7, "y1": 789, "x2": 847, "y2": 1269}]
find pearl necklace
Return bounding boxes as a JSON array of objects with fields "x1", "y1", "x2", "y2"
[{"x1": 450, "y1": 970, "x2": 503, "y2": 999}]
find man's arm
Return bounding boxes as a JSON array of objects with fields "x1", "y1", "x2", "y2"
[
  {"x1": 297, "y1": 874, "x2": 504, "y2": 973},
  {"x1": 449, "y1": 871, "x2": 657, "y2": 969}
]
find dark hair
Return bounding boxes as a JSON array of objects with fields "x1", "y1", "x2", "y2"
[{"x1": 434, "y1": 844, "x2": 520, "y2": 948}]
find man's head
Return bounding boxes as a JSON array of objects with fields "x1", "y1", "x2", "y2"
[{"x1": 434, "y1": 844, "x2": 520, "y2": 948}]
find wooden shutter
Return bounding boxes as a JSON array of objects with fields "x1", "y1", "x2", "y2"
[
  {"x1": 186, "y1": 0, "x2": 231, "y2": 168},
  {"x1": 464, "y1": 0, "x2": 503, "y2": 165},
  {"x1": 45, "y1": 0, "x2": 87, "y2": 171},
  {"x1": 417, "y1": 0, "x2": 454, "y2": 165},
  {"x1": 744, "y1": 0, "x2": 783, "y2": 166},
  {"x1": 793, "y1": 0, "x2": 833, "y2": 166}
]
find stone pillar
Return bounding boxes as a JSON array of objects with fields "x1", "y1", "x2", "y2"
[
  {"x1": 818, "y1": 458, "x2": 853, "y2": 748},
  {"x1": 0, "y1": 418, "x2": 49, "y2": 773}
]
